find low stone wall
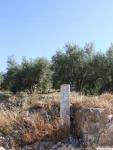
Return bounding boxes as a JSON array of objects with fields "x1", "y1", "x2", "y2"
[{"x1": 74, "y1": 108, "x2": 113, "y2": 146}]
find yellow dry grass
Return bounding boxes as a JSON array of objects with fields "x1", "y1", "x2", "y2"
[{"x1": 0, "y1": 91, "x2": 113, "y2": 148}]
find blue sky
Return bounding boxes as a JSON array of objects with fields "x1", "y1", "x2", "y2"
[{"x1": 0, "y1": 0, "x2": 113, "y2": 71}]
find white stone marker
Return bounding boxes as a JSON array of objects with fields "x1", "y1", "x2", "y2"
[{"x1": 60, "y1": 84, "x2": 70, "y2": 127}]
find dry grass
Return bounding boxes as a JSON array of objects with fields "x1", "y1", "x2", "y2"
[
  {"x1": 0, "y1": 108, "x2": 68, "y2": 147},
  {"x1": 26, "y1": 92, "x2": 113, "y2": 114},
  {"x1": 0, "y1": 109, "x2": 18, "y2": 134},
  {"x1": 71, "y1": 93, "x2": 113, "y2": 114},
  {"x1": 0, "y1": 91, "x2": 113, "y2": 149}
]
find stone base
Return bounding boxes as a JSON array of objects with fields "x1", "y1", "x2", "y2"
[{"x1": 74, "y1": 108, "x2": 113, "y2": 146}]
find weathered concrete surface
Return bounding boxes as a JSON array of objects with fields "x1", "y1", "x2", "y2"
[
  {"x1": 99, "y1": 120, "x2": 113, "y2": 146},
  {"x1": 0, "y1": 147, "x2": 6, "y2": 150},
  {"x1": 74, "y1": 108, "x2": 113, "y2": 146},
  {"x1": 60, "y1": 84, "x2": 70, "y2": 127}
]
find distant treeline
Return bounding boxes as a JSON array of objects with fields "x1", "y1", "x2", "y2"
[{"x1": 1, "y1": 42, "x2": 113, "y2": 95}]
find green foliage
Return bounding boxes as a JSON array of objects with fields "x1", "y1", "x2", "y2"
[
  {"x1": 52, "y1": 43, "x2": 86, "y2": 91},
  {"x1": 5, "y1": 56, "x2": 52, "y2": 93},
  {"x1": 15, "y1": 97, "x2": 25, "y2": 107},
  {"x1": 2, "y1": 42, "x2": 113, "y2": 95},
  {"x1": 52, "y1": 42, "x2": 113, "y2": 95},
  {"x1": 0, "y1": 72, "x2": 4, "y2": 89}
]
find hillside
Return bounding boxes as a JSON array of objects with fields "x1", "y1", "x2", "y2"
[{"x1": 0, "y1": 91, "x2": 113, "y2": 149}]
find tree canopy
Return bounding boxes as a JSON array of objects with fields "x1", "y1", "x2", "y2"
[{"x1": 1, "y1": 42, "x2": 113, "y2": 95}]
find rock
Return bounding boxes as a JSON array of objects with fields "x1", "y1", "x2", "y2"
[
  {"x1": 22, "y1": 136, "x2": 80, "y2": 150},
  {"x1": 99, "y1": 120, "x2": 113, "y2": 145},
  {"x1": 0, "y1": 136, "x2": 11, "y2": 149},
  {"x1": 74, "y1": 108, "x2": 112, "y2": 145},
  {"x1": 0, "y1": 147, "x2": 6, "y2": 150},
  {"x1": 51, "y1": 142, "x2": 62, "y2": 149},
  {"x1": 0, "y1": 137, "x2": 8, "y2": 149}
]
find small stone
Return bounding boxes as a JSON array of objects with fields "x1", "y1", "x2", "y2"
[{"x1": 0, "y1": 147, "x2": 6, "y2": 150}]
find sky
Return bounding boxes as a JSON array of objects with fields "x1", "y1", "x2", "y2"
[{"x1": 0, "y1": 0, "x2": 113, "y2": 71}]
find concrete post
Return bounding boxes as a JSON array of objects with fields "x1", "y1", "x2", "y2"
[{"x1": 60, "y1": 84, "x2": 70, "y2": 128}]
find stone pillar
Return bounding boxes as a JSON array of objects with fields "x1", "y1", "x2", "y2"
[{"x1": 60, "y1": 84, "x2": 70, "y2": 128}]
